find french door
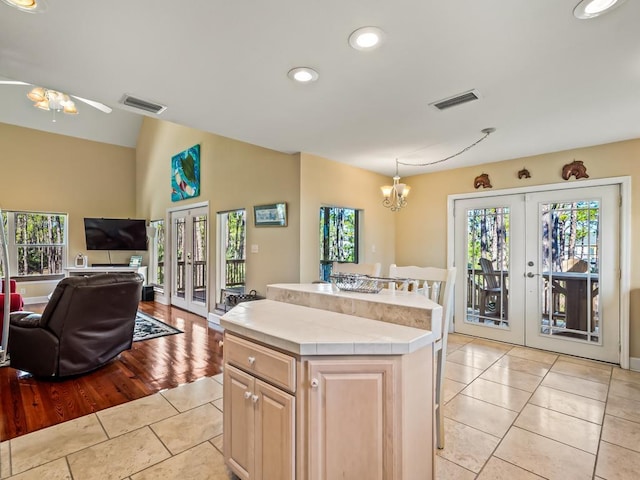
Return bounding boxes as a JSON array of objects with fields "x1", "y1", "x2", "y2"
[
  {"x1": 454, "y1": 185, "x2": 620, "y2": 363},
  {"x1": 170, "y1": 205, "x2": 208, "y2": 317}
]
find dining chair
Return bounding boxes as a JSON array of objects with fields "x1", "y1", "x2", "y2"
[
  {"x1": 388, "y1": 264, "x2": 456, "y2": 449},
  {"x1": 478, "y1": 257, "x2": 508, "y2": 321},
  {"x1": 332, "y1": 261, "x2": 381, "y2": 277}
]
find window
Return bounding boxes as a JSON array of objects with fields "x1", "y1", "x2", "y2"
[
  {"x1": 148, "y1": 219, "x2": 165, "y2": 290},
  {"x1": 319, "y1": 206, "x2": 359, "y2": 281},
  {"x1": 1, "y1": 211, "x2": 67, "y2": 278},
  {"x1": 218, "y1": 210, "x2": 246, "y2": 290},
  {"x1": 224, "y1": 210, "x2": 246, "y2": 289}
]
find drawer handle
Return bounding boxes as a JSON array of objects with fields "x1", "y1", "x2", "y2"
[
  {"x1": 311, "y1": 378, "x2": 319, "y2": 388},
  {"x1": 251, "y1": 394, "x2": 259, "y2": 403},
  {"x1": 244, "y1": 391, "x2": 252, "y2": 400},
  {"x1": 248, "y1": 356, "x2": 256, "y2": 365}
]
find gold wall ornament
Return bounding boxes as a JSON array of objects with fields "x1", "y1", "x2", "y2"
[
  {"x1": 474, "y1": 173, "x2": 492, "y2": 189},
  {"x1": 562, "y1": 160, "x2": 589, "y2": 180},
  {"x1": 518, "y1": 168, "x2": 531, "y2": 179}
]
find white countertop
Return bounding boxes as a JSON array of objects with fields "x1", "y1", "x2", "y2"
[{"x1": 220, "y1": 299, "x2": 435, "y2": 356}]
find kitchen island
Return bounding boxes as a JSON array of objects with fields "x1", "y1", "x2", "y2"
[{"x1": 220, "y1": 299, "x2": 436, "y2": 480}]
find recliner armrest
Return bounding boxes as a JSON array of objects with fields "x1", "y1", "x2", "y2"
[{"x1": 9, "y1": 311, "x2": 43, "y2": 328}]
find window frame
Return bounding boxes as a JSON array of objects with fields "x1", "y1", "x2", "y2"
[{"x1": 319, "y1": 205, "x2": 360, "y2": 281}]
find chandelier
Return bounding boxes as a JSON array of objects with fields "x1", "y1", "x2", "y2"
[
  {"x1": 380, "y1": 160, "x2": 410, "y2": 211},
  {"x1": 27, "y1": 87, "x2": 78, "y2": 121},
  {"x1": 381, "y1": 128, "x2": 496, "y2": 211}
]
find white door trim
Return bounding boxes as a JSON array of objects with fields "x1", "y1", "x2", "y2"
[{"x1": 447, "y1": 176, "x2": 630, "y2": 369}]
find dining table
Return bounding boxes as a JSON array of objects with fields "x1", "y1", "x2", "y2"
[{"x1": 543, "y1": 271, "x2": 599, "y2": 332}]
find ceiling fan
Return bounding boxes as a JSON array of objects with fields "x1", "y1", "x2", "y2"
[{"x1": 0, "y1": 78, "x2": 112, "y2": 114}]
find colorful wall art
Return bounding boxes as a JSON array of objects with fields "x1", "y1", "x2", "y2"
[{"x1": 171, "y1": 144, "x2": 200, "y2": 201}]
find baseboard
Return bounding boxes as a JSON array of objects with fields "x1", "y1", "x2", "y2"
[
  {"x1": 629, "y1": 357, "x2": 640, "y2": 372},
  {"x1": 24, "y1": 296, "x2": 50, "y2": 305},
  {"x1": 208, "y1": 311, "x2": 225, "y2": 332},
  {"x1": 152, "y1": 295, "x2": 170, "y2": 305}
]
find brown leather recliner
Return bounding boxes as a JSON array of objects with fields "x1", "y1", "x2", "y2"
[{"x1": 8, "y1": 272, "x2": 143, "y2": 377}]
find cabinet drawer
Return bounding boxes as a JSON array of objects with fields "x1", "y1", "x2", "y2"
[{"x1": 225, "y1": 333, "x2": 296, "y2": 392}]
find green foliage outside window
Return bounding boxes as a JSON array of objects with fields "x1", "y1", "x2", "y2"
[
  {"x1": 1, "y1": 211, "x2": 67, "y2": 277},
  {"x1": 319, "y1": 206, "x2": 359, "y2": 281},
  {"x1": 226, "y1": 211, "x2": 246, "y2": 261}
]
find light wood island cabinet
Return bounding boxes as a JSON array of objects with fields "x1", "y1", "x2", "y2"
[
  {"x1": 224, "y1": 333, "x2": 296, "y2": 480},
  {"x1": 221, "y1": 299, "x2": 436, "y2": 480}
]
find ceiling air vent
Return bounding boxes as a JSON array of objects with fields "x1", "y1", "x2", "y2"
[
  {"x1": 430, "y1": 89, "x2": 481, "y2": 111},
  {"x1": 120, "y1": 94, "x2": 167, "y2": 114}
]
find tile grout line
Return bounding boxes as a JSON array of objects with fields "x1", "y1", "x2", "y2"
[
  {"x1": 590, "y1": 371, "x2": 613, "y2": 480},
  {"x1": 472, "y1": 347, "x2": 562, "y2": 478}
]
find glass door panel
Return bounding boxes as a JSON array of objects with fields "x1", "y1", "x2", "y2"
[
  {"x1": 539, "y1": 200, "x2": 600, "y2": 342},
  {"x1": 454, "y1": 195, "x2": 525, "y2": 345},
  {"x1": 466, "y1": 206, "x2": 510, "y2": 327},
  {"x1": 192, "y1": 214, "x2": 207, "y2": 304},
  {"x1": 173, "y1": 216, "x2": 186, "y2": 300}
]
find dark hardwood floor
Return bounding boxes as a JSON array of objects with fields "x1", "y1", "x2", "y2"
[{"x1": 0, "y1": 302, "x2": 224, "y2": 441}]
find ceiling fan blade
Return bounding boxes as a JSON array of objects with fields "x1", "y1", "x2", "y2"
[
  {"x1": 71, "y1": 95, "x2": 112, "y2": 114},
  {"x1": 0, "y1": 80, "x2": 30, "y2": 85}
]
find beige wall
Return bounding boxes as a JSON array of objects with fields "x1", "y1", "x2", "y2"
[
  {"x1": 6, "y1": 117, "x2": 640, "y2": 360},
  {"x1": 135, "y1": 117, "x2": 301, "y2": 298},
  {"x1": 299, "y1": 153, "x2": 396, "y2": 282},
  {"x1": 395, "y1": 138, "x2": 640, "y2": 356},
  {"x1": 0, "y1": 122, "x2": 136, "y2": 298}
]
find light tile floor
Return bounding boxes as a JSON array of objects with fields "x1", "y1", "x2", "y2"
[{"x1": 2, "y1": 334, "x2": 640, "y2": 479}]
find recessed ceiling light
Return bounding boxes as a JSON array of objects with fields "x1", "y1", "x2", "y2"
[
  {"x1": 573, "y1": 0, "x2": 626, "y2": 19},
  {"x1": 0, "y1": 0, "x2": 47, "y2": 13},
  {"x1": 348, "y1": 26, "x2": 385, "y2": 51},
  {"x1": 287, "y1": 67, "x2": 319, "y2": 83}
]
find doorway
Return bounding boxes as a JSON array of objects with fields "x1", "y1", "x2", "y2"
[
  {"x1": 453, "y1": 184, "x2": 621, "y2": 363},
  {"x1": 169, "y1": 204, "x2": 208, "y2": 317}
]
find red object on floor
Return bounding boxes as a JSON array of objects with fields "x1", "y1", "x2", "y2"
[{"x1": 1, "y1": 279, "x2": 24, "y2": 334}]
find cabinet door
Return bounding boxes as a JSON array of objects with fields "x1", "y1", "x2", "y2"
[
  {"x1": 307, "y1": 359, "x2": 398, "y2": 480},
  {"x1": 224, "y1": 365, "x2": 255, "y2": 480},
  {"x1": 254, "y1": 378, "x2": 295, "y2": 480}
]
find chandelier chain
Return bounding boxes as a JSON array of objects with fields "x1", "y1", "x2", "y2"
[{"x1": 396, "y1": 128, "x2": 495, "y2": 167}]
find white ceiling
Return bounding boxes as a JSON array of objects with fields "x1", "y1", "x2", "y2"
[{"x1": 0, "y1": 0, "x2": 639, "y2": 177}]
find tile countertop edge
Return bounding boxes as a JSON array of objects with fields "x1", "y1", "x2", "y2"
[{"x1": 220, "y1": 300, "x2": 435, "y2": 356}]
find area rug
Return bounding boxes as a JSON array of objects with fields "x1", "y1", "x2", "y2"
[{"x1": 134, "y1": 311, "x2": 183, "y2": 342}]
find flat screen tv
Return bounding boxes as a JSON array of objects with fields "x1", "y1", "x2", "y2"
[{"x1": 84, "y1": 218, "x2": 148, "y2": 251}]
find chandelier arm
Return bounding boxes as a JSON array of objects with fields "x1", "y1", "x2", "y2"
[{"x1": 396, "y1": 128, "x2": 494, "y2": 167}]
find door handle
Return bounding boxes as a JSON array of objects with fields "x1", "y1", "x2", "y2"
[{"x1": 526, "y1": 272, "x2": 538, "y2": 278}]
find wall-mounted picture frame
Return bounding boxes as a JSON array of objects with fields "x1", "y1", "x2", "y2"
[
  {"x1": 171, "y1": 144, "x2": 201, "y2": 201},
  {"x1": 254, "y1": 203, "x2": 287, "y2": 227}
]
